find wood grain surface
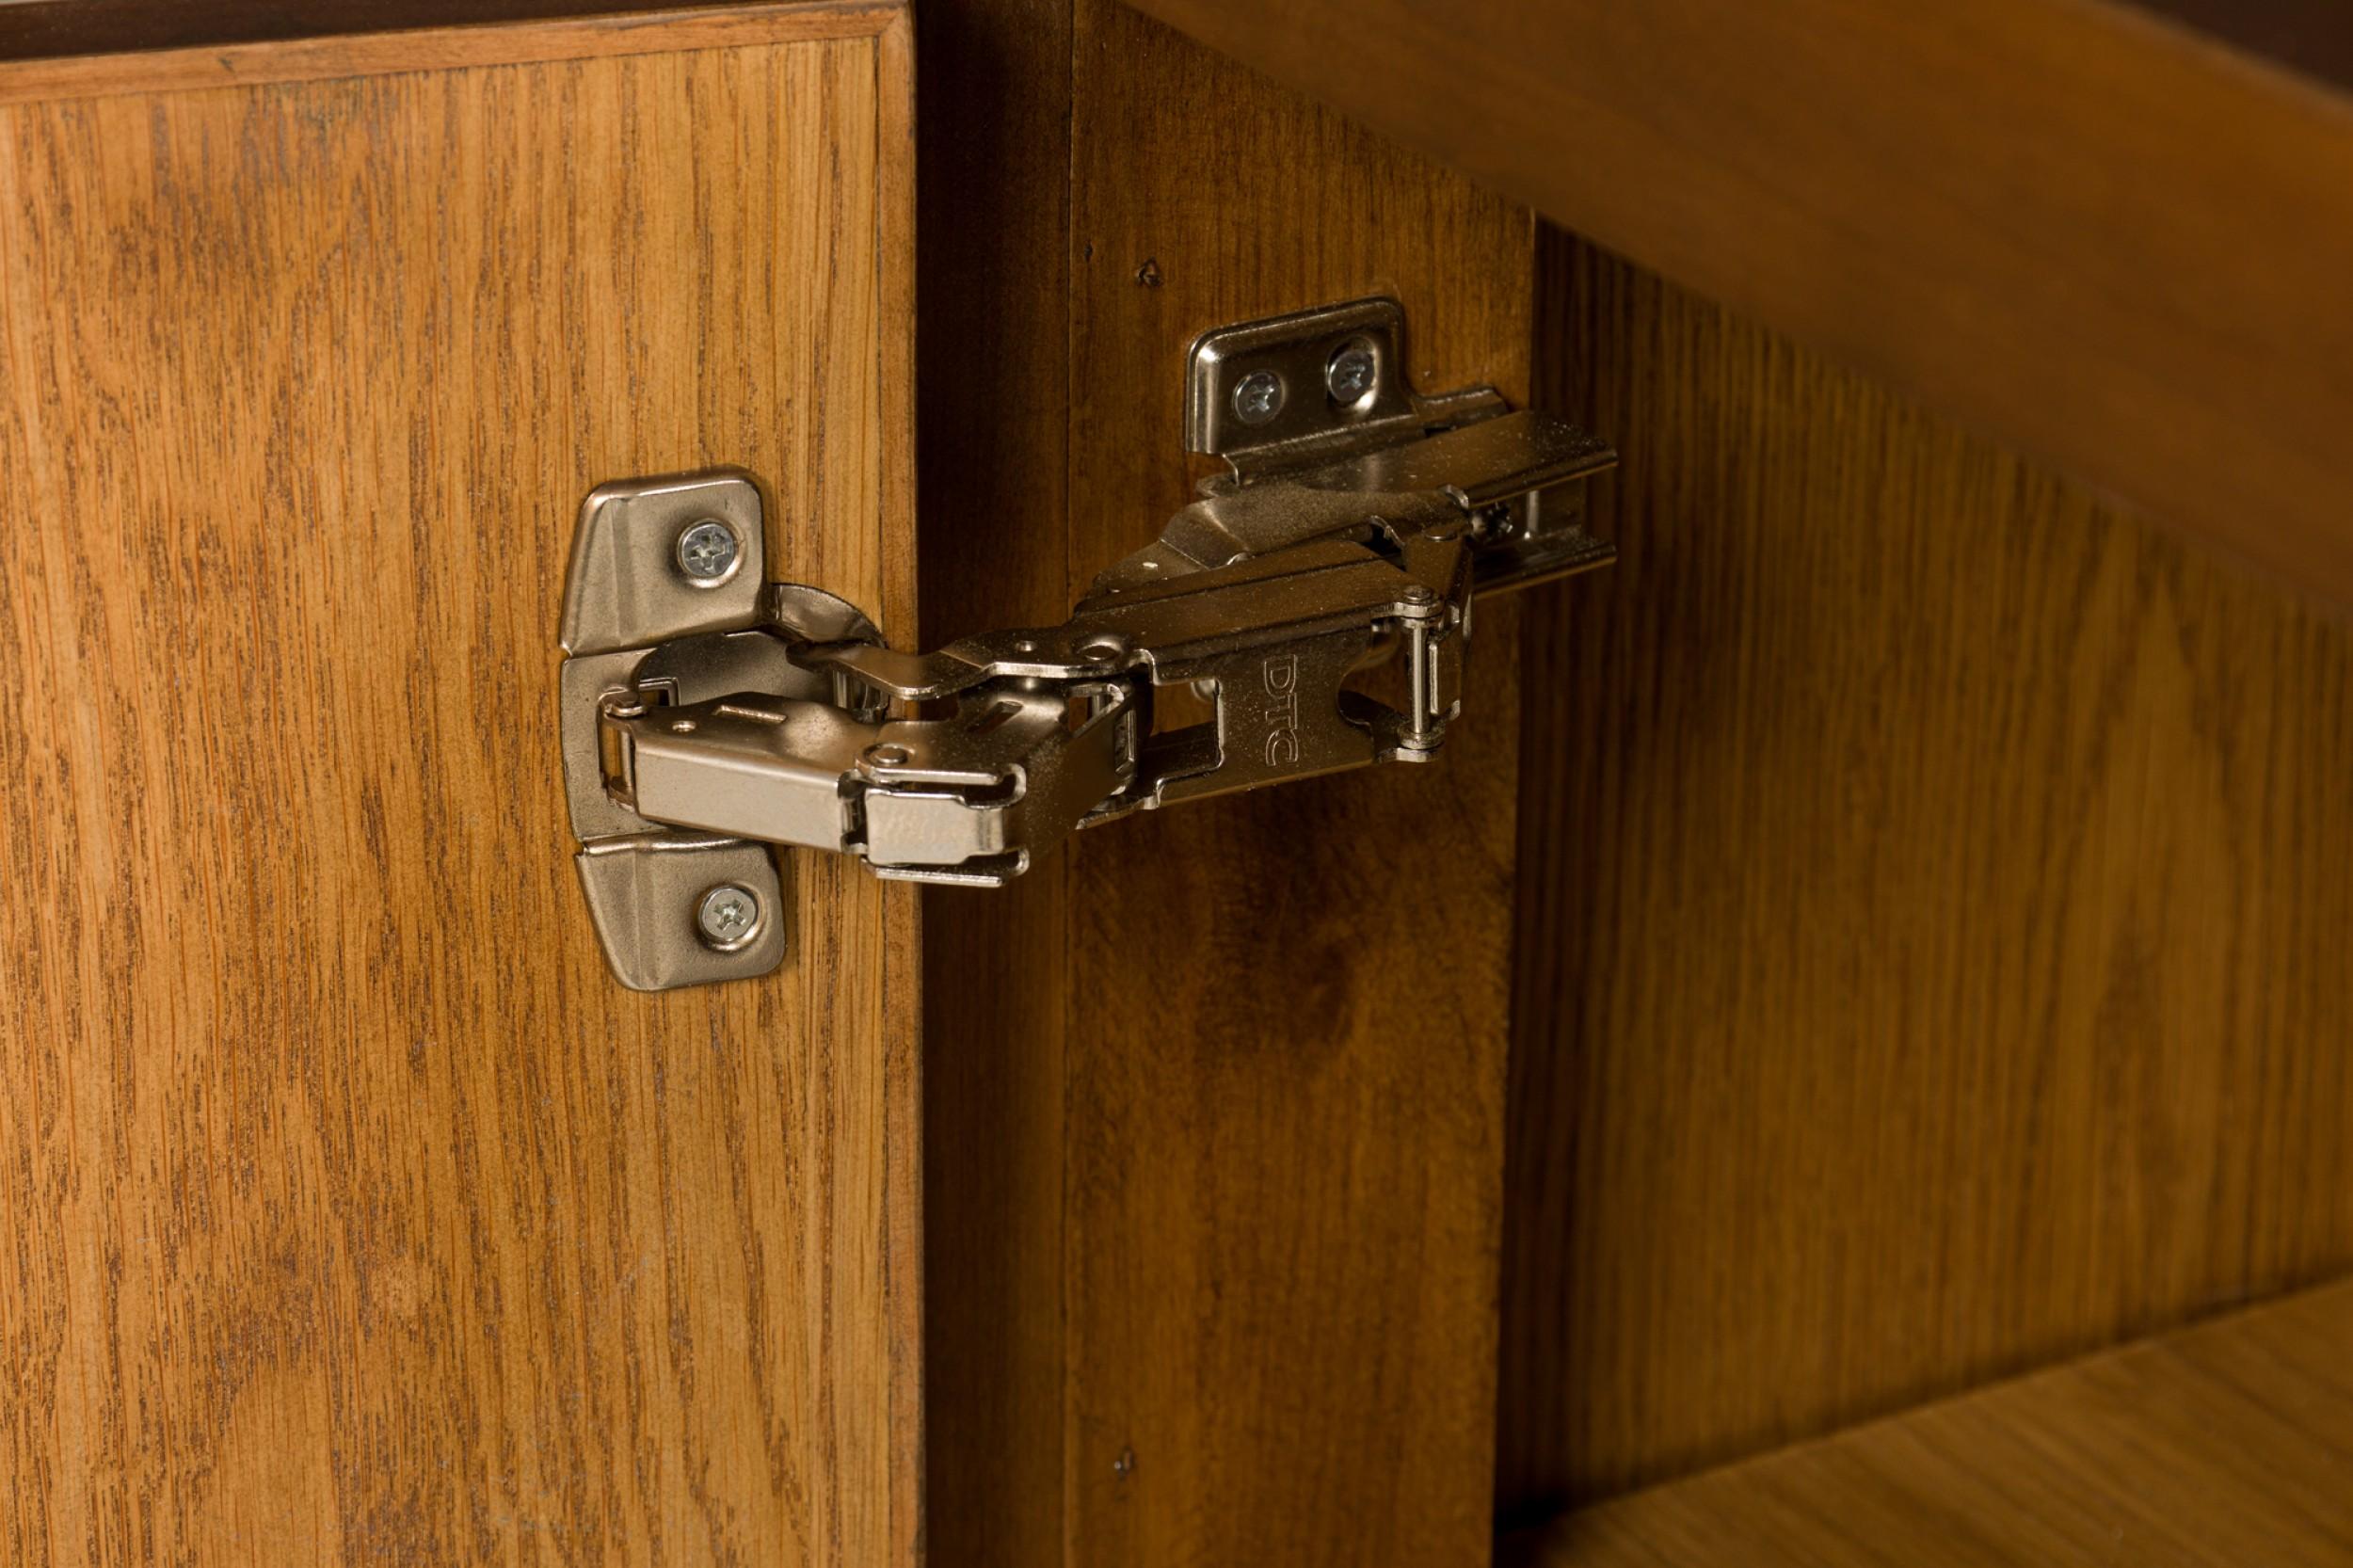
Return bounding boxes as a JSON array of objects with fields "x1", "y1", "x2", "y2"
[
  {"x1": 1122, "y1": 0, "x2": 2353, "y2": 612},
  {"x1": 1497, "y1": 232, "x2": 2353, "y2": 1518},
  {"x1": 1058, "y1": 8, "x2": 1533, "y2": 1564},
  {"x1": 911, "y1": 0, "x2": 1075, "y2": 1562},
  {"x1": 1510, "y1": 1276, "x2": 2353, "y2": 1566},
  {"x1": 0, "y1": 1, "x2": 904, "y2": 103},
  {"x1": 0, "y1": 0, "x2": 725, "y2": 65},
  {"x1": 0, "y1": 8, "x2": 920, "y2": 1563}
]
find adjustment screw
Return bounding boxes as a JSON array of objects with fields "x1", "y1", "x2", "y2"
[
  {"x1": 696, "y1": 883, "x2": 762, "y2": 952},
  {"x1": 1326, "y1": 341, "x2": 1378, "y2": 405},
  {"x1": 675, "y1": 519, "x2": 741, "y2": 584},
  {"x1": 1231, "y1": 370, "x2": 1285, "y2": 426}
]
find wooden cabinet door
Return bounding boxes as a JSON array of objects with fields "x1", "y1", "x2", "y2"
[{"x1": 0, "y1": 8, "x2": 917, "y2": 1564}]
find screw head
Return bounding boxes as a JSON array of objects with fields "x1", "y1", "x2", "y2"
[
  {"x1": 1231, "y1": 370, "x2": 1285, "y2": 426},
  {"x1": 864, "y1": 742, "x2": 912, "y2": 768},
  {"x1": 675, "y1": 519, "x2": 742, "y2": 584},
  {"x1": 1401, "y1": 584, "x2": 1436, "y2": 605},
  {"x1": 1326, "y1": 342, "x2": 1379, "y2": 405},
  {"x1": 696, "y1": 883, "x2": 762, "y2": 952}
]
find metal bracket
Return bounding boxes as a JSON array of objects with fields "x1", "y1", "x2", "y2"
[
  {"x1": 557, "y1": 298, "x2": 1615, "y2": 990},
  {"x1": 560, "y1": 470, "x2": 819, "y2": 990}
]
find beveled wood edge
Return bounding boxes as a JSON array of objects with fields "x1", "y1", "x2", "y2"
[
  {"x1": 871, "y1": 9, "x2": 924, "y2": 1563},
  {"x1": 0, "y1": 4, "x2": 926, "y2": 1555},
  {"x1": 0, "y1": 0, "x2": 903, "y2": 104}
]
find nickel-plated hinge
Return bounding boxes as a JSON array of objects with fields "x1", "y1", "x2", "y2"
[{"x1": 559, "y1": 298, "x2": 1615, "y2": 989}]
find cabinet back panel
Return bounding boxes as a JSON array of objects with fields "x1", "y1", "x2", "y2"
[{"x1": 1499, "y1": 230, "x2": 2353, "y2": 1513}]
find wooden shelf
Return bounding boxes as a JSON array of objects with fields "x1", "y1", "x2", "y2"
[{"x1": 1511, "y1": 1278, "x2": 2353, "y2": 1567}]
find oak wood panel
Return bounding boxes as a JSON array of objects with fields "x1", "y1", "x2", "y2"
[
  {"x1": 0, "y1": 8, "x2": 920, "y2": 1563},
  {"x1": 1497, "y1": 232, "x2": 2353, "y2": 1517},
  {"x1": 1509, "y1": 1277, "x2": 2353, "y2": 1567},
  {"x1": 911, "y1": 0, "x2": 1074, "y2": 1563},
  {"x1": 0, "y1": 2, "x2": 906, "y2": 103},
  {"x1": 0, "y1": 0, "x2": 711, "y2": 63},
  {"x1": 1123, "y1": 0, "x2": 2353, "y2": 612},
  {"x1": 1061, "y1": 8, "x2": 1533, "y2": 1564}
]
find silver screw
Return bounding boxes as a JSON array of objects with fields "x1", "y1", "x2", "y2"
[
  {"x1": 1402, "y1": 584, "x2": 1435, "y2": 604},
  {"x1": 1326, "y1": 341, "x2": 1378, "y2": 404},
  {"x1": 696, "y1": 883, "x2": 761, "y2": 951},
  {"x1": 865, "y1": 742, "x2": 912, "y2": 768},
  {"x1": 675, "y1": 519, "x2": 741, "y2": 584},
  {"x1": 1231, "y1": 370, "x2": 1284, "y2": 425}
]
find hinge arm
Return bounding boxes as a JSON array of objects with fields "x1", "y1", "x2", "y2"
[{"x1": 557, "y1": 298, "x2": 1617, "y2": 985}]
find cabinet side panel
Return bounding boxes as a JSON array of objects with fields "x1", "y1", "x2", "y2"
[
  {"x1": 0, "y1": 17, "x2": 917, "y2": 1566},
  {"x1": 1064, "y1": 8, "x2": 1533, "y2": 1564},
  {"x1": 913, "y1": 0, "x2": 1074, "y2": 1562},
  {"x1": 1498, "y1": 229, "x2": 2353, "y2": 1515}
]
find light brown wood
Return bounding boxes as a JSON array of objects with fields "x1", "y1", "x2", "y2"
[
  {"x1": 1508, "y1": 1276, "x2": 2353, "y2": 1566},
  {"x1": 0, "y1": 8, "x2": 920, "y2": 1563},
  {"x1": 0, "y1": 0, "x2": 724, "y2": 65},
  {"x1": 1059, "y1": 7, "x2": 1531, "y2": 1563},
  {"x1": 1124, "y1": 0, "x2": 2353, "y2": 612},
  {"x1": 0, "y1": 2, "x2": 902, "y2": 103},
  {"x1": 1497, "y1": 232, "x2": 2353, "y2": 1518}
]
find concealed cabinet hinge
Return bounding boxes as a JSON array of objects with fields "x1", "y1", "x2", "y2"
[{"x1": 558, "y1": 297, "x2": 1615, "y2": 989}]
